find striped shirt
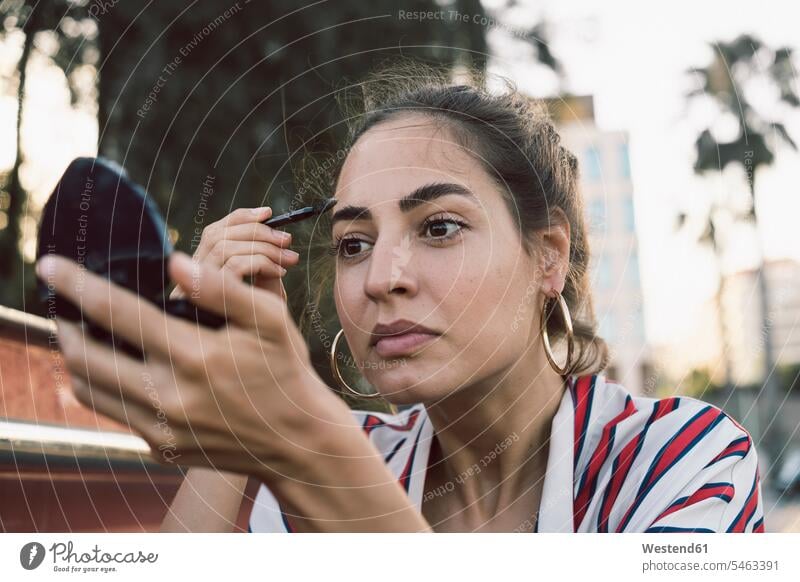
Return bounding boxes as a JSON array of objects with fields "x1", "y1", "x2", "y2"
[{"x1": 248, "y1": 373, "x2": 765, "y2": 532}]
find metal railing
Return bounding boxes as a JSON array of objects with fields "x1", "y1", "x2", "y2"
[{"x1": 0, "y1": 305, "x2": 168, "y2": 470}]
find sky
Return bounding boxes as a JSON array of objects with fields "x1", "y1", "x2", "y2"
[
  {"x1": 2, "y1": 0, "x2": 800, "y2": 370},
  {"x1": 484, "y1": 0, "x2": 800, "y2": 362}
]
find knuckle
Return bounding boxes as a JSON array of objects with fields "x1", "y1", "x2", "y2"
[
  {"x1": 234, "y1": 207, "x2": 253, "y2": 220},
  {"x1": 225, "y1": 255, "x2": 247, "y2": 275},
  {"x1": 60, "y1": 341, "x2": 83, "y2": 370},
  {"x1": 201, "y1": 223, "x2": 220, "y2": 243},
  {"x1": 254, "y1": 224, "x2": 275, "y2": 242},
  {"x1": 70, "y1": 376, "x2": 90, "y2": 401},
  {"x1": 204, "y1": 342, "x2": 233, "y2": 373},
  {"x1": 209, "y1": 241, "x2": 225, "y2": 262},
  {"x1": 253, "y1": 255, "x2": 271, "y2": 271},
  {"x1": 172, "y1": 344, "x2": 205, "y2": 376}
]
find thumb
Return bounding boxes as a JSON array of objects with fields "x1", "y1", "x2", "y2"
[{"x1": 169, "y1": 251, "x2": 287, "y2": 338}]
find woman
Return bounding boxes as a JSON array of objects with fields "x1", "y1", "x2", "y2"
[{"x1": 42, "y1": 65, "x2": 764, "y2": 533}]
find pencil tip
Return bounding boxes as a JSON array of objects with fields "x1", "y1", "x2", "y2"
[{"x1": 317, "y1": 198, "x2": 338, "y2": 213}]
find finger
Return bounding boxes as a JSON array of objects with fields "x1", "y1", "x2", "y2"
[
  {"x1": 70, "y1": 374, "x2": 177, "y2": 463},
  {"x1": 222, "y1": 255, "x2": 289, "y2": 281},
  {"x1": 221, "y1": 223, "x2": 293, "y2": 248},
  {"x1": 169, "y1": 252, "x2": 288, "y2": 337},
  {"x1": 70, "y1": 374, "x2": 146, "y2": 433},
  {"x1": 57, "y1": 318, "x2": 154, "y2": 409},
  {"x1": 252, "y1": 272, "x2": 288, "y2": 301},
  {"x1": 209, "y1": 240, "x2": 299, "y2": 270},
  {"x1": 195, "y1": 208, "x2": 281, "y2": 262},
  {"x1": 216, "y1": 207, "x2": 273, "y2": 229},
  {"x1": 37, "y1": 255, "x2": 197, "y2": 360}
]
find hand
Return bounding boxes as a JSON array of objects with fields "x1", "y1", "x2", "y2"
[
  {"x1": 173, "y1": 207, "x2": 299, "y2": 301},
  {"x1": 38, "y1": 251, "x2": 352, "y2": 479}
]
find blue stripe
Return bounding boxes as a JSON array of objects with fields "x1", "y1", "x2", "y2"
[
  {"x1": 726, "y1": 471, "x2": 758, "y2": 533},
  {"x1": 645, "y1": 526, "x2": 715, "y2": 533},
  {"x1": 576, "y1": 423, "x2": 618, "y2": 525},
  {"x1": 384, "y1": 437, "x2": 407, "y2": 463},
  {"x1": 703, "y1": 436, "x2": 750, "y2": 469},
  {"x1": 663, "y1": 482, "x2": 736, "y2": 510},
  {"x1": 280, "y1": 507, "x2": 293, "y2": 532},
  {"x1": 399, "y1": 418, "x2": 426, "y2": 493},
  {"x1": 573, "y1": 375, "x2": 597, "y2": 474},
  {"x1": 618, "y1": 407, "x2": 725, "y2": 531},
  {"x1": 596, "y1": 400, "x2": 665, "y2": 532}
]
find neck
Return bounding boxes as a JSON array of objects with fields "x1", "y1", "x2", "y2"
[{"x1": 423, "y1": 340, "x2": 569, "y2": 522}]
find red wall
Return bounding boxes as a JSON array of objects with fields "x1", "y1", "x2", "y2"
[{"x1": 0, "y1": 334, "x2": 253, "y2": 532}]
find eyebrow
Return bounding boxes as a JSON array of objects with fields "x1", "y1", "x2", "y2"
[{"x1": 331, "y1": 182, "x2": 476, "y2": 226}]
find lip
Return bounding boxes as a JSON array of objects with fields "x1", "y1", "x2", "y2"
[
  {"x1": 370, "y1": 319, "x2": 441, "y2": 358},
  {"x1": 374, "y1": 332, "x2": 439, "y2": 358}
]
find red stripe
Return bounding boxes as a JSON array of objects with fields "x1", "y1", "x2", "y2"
[
  {"x1": 651, "y1": 483, "x2": 735, "y2": 522},
  {"x1": 397, "y1": 422, "x2": 424, "y2": 492},
  {"x1": 615, "y1": 407, "x2": 722, "y2": 531},
  {"x1": 707, "y1": 437, "x2": 750, "y2": 465},
  {"x1": 729, "y1": 477, "x2": 760, "y2": 532},
  {"x1": 572, "y1": 375, "x2": 593, "y2": 462},
  {"x1": 573, "y1": 396, "x2": 637, "y2": 529},
  {"x1": 362, "y1": 408, "x2": 421, "y2": 436},
  {"x1": 643, "y1": 408, "x2": 720, "y2": 491},
  {"x1": 596, "y1": 398, "x2": 678, "y2": 531}
]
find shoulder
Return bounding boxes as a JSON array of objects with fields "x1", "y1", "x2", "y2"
[
  {"x1": 571, "y1": 374, "x2": 762, "y2": 532},
  {"x1": 571, "y1": 373, "x2": 752, "y2": 455}
]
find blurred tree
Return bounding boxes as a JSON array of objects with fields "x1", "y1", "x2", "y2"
[
  {"x1": 778, "y1": 362, "x2": 800, "y2": 394},
  {"x1": 679, "y1": 367, "x2": 719, "y2": 399},
  {"x1": 675, "y1": 202, "x2": 734, "y2": 396},
  {"x1": 0, "y1": 0, "x2": 94, "y2": 307},
  {"x1": 489, "y1": 1, "x2": 564, "y2": 91},
  {"x1": 89, "y1": 1, "x2": 488, "y2": 398},
  {"x1": 685, "y1": 34, "x2": 799, "y2": 467}
]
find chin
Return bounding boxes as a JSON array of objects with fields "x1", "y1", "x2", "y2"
[{"x1": 367, "y1": 364, "x2": 453, "y2": 406}]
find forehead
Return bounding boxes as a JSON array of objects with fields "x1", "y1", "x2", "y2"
[{"x1": 335, "y1": 115, "x2": 481, "y2": 206}]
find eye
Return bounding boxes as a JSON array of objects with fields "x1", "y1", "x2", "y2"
[
  {"x1": 328, "y1": 215, "x2": 468, "y2": 262},
  {"x1": 329, "y1": 236, "x2": 372, "y2": 261},
  {"x1": 422, "y1": 215, "x2": 468, "y2": 241}
]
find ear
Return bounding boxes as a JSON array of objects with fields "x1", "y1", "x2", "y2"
[{"x1": 537, "y1": 208, "x2": 571, "y2": 297}]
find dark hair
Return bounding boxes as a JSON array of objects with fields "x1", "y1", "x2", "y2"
[{"x1": 298, "y1": 60, "x2": 609, "y2": 383}]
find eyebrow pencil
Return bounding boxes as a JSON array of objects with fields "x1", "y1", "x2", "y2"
[{"x1": 263, "y1": 198, "x2": 338, "y2": 227}]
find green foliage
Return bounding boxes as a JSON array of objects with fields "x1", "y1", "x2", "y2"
[
  {"x1": 778, "y1": 362, "x2": 800, "y2": 394},
  {"x1": 1, "y1": 1, "x2": 491, "y2": 407},
  {"x1": 687, "y1": 34, "x2": 798, "y2": 203},
  {"x1": 675, "y1": 367, "x2": 720, "y2": 399}
]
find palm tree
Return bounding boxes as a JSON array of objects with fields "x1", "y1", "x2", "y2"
[
  {"x1": 676, "y1": 204, "x2": 734, "y2": 396},
  {"x1": 686, "y1": 34, "x2": 799, "y2": 471}
]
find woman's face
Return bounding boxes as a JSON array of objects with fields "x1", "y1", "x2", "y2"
[{"x1": 331, "y1": 114, "x2": 560, "y2": 405}]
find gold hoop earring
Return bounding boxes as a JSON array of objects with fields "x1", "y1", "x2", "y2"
[
  {"x1": 540, "y1": 290, "x2": 575, "y2": 376},
  {"x1": 329, "y1": 328, "x2": 383, "y2": 399}
]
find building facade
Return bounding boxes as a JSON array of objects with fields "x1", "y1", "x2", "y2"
[{"x1": 547, "y1": 96, "x2": 651, "y2": 395}]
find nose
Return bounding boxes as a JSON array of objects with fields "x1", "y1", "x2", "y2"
[{"x1": 363, "y1": 232, "x2": 418, "y2": 301}]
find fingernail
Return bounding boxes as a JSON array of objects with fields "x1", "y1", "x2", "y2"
[
  {"x1": 282, "y1": 249, "x2": 300, "y2": 260},
  {"x1": 252, "y1": 206, "x2": 271, "y2": 215},
  {"x1": 171, "y1": 252, "x2": 191, "y2": 267},
  {"x1": 36, "y1": 256, "x2": 53, "y2": 278},
  {"x1": 279, "y1": 266, "x2": 288, "y2": 276},
  {"x1": 279, "y1": 230, "x2": 291, "y2": 241}
]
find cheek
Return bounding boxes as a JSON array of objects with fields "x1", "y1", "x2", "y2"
[
  {"x1": 444, "y1": 251, "x2": 536, "y2": 345},
  {"x1": 333, "y1": 270, "x2": 374, "y2": 360},
  {"x1": 333, "y1": 271, "x2": 363, "y2": 325}
]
